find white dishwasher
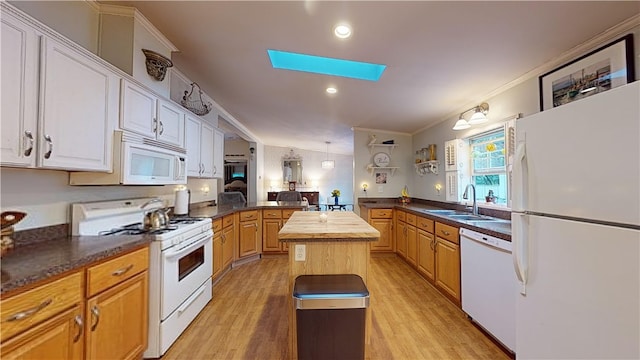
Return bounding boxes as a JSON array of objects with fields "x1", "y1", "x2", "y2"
[{"x1": 460, "y1": 227, "x2": 515, "y2": 352}]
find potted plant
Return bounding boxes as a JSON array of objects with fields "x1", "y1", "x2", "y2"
[{"x1": 331, "y1": 189, "x2": 340, "y2": 205}]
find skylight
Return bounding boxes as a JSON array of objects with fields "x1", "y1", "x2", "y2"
[{"x1": 267, "y1": 49, "x2": 386, "y2": 82}]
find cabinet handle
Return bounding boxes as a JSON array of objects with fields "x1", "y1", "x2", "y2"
[
  {"x1": 440, "y1": 229, "x2": 450, "y2": 236},
  {"x1": 24, "y1": 131, "x2": 34, "y2": 156},
  {"x1": 221, "y1": 234, "x2": 226, "y2": 244},
  {"x1": 153, "y1": 118, "x2": 157, "y2": 132},
  {"x1": 73, "y1": 315, "x2": 83, "y2": 342},
  {"x1": 5, "y1": 298, "x2": 52, "y2": 322},
  {"x1": 199, "y1": 163, "x2": 204, "y2": 175},
  {"x1": 43, "y1": 135, "x2": 53, "y2": 159},
  {"x1": 213, "y1": 165, "x2": 217, "y2": 175},
  {"x1": 159, "y1": 121, "x2": 164, "y2": 135},
  {"x1": 111, "y1": 264, "x2": 134, "y2": 276},
  {"x1": 90, "y1": 305, "x2": 100, "y2": 331}
]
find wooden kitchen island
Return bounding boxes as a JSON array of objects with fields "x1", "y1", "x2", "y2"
[{"x1": 278, "y1": 211, "x2": 380, "y2": 359}]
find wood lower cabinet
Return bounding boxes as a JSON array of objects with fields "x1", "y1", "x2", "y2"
[
  {"x1": 212, "y1": 218, "x2": 223, "y2": 279},
  {"x1": 434, "y1": 222, "x2": 461, "y2": 305},
  {"x1": 396, "y1": 222, "x2": 407, "y2": 259},
  {"x1": 221, "y1": 215, "x2": 235, "y2": 269},
  {"x1": 417, "y1": 216, "x2": 436, "y2": 282},
  {"x1": 0, "y1": 247, "x2": 149, "y2": 360},
  {"x1": 0, "y1": 272, "x2": 84, "y2": 360},
  {"x1": 85, "y1": 247, "x2": 149, "y2": 360},
  {"x1": 262, "y1": 208, "x2": 299, "y2": 254},
  {"x1": 363, "y1": 208, "x2": 394, "y2": 252},
  {"x1": 1, "y1": 305, "x2": 84, "y2": 360},
  {"x1": 238, "y1": 210, "x2": 259, "y2": 258},
  {"x1": 85, "y1": 272, "x2": 148, "y2": 360}
]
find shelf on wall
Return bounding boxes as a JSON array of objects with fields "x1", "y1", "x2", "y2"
[
  {"x1": 368, "y1": 143, "x2": 397, "y2": 155},
  {"x1": 414, "y1": 160, "x2": 439, "y2": 175},
  {"x1": 366, "y1": 165, "x2": 399, "y2": 176}
]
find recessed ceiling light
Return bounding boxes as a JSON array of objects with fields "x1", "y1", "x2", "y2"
[
  {"x1": 334, "y1": 24, "x2": 352, "y2": 39},
  {"x1": 267, "y1": 49, "x2": 386, "y2": 82},
  {"x1": 326, "y1": 87, "x2": 337, "y2": 94}
]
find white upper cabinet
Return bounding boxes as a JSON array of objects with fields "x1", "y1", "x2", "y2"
[
  {"x1": 157, "y1": 99, "x2": 185, "y2": 148},
  {"x1": 212, "y1": 127, "x2": 224, "y2": 178},
  {"x1": 185, "y1": 115, "x2": 215, "y2": 178},
  {"x1": 1, "y1": 11, "x2": 39, "y2": 167},
  {"x1": 2, "y1": 4, "x2": 119, "y2": 172},
  {"x1": 39, "y1": 37, "x2": 119, "y2": 171},
  {"x1": 121, "y1": 79, "x2": 185, "y2": 148},
  {"x1": 121, "y1": 80, "x2": 157, "y2": 139}
]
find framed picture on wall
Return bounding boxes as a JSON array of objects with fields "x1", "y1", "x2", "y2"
[
  {"x1": 539, "y1": 34, "x2": 634, "y2": 111},
  {"x1": 288, "y1": 181, "x2": 296, "y2": 191},
  {"x1": 375, "y1": 172, "x2": 387, "y2": 184}
]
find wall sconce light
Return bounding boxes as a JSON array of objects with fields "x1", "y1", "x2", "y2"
[
  {"x1": 321, "y1": 141, "x2": 335, "y2": 169},
  {"x1": 453, "y1": 102, "x2": 489, "y2": 130},
  {"x1": 362, "y1": 183, "x2": 368, "y2": 193},
  {"x1": 435, "y1": 183, "x2": 442, "y2": 194}
]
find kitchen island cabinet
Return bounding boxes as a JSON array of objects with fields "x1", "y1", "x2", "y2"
[{"x1": 279, "y1": 211, "x2": 379, "y2": 359}]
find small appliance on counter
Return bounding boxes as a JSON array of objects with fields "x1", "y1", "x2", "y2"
[{"x1": 174, "y1": 188, "x2": 191, "y2": 216}]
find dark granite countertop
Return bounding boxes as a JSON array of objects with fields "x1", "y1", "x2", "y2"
[
  {"x1": 189, "y1": 201, "x2": 307, "y2": 219},
  {"x1": 359, "y1": 201, "x2": 511, "y2": 241},
  {"x1": 1, "y1": 234, "x2": 151, "y2": 297}
]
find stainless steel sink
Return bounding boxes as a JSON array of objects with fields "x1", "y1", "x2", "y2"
[
  {"x1": 447, "y1": 214, "x2": 492, "y2": 221},
  {"x1": 424, "y1": 209, "x2": 458, "y2": 213}
]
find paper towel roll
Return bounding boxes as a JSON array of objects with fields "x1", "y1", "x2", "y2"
[{"x1": 174, "y1": 189, "x2": 189, "y2": 215}]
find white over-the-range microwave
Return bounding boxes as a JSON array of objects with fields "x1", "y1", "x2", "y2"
[{"x1": 70, "y1": 131, "x2": 186, "y2": 185}]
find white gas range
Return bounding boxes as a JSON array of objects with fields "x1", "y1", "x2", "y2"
[{"x1": 72, "y1": 197, "x2": 213, "y2": 358}]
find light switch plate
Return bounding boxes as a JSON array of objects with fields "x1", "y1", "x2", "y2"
[
  {"x1": 378, "y1": 185, "x2": 384, "y2": 193},
  {"x1": 295, "y1": 244, "x2": 306, "y2": 261}
]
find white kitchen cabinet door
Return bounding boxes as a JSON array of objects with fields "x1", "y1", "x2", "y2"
[
  {"x1": 156, "y1": 99, "x2": 185, "y2": 148},
  {"x1": 185, "y1": 115, "x2": 202, "y2": 177},
  {"x1": 212, "y1": 128, "x2": 224, "y2": 178},
  {"x1": 121, "y1": 79, "x2": 157, "y2": 139},
  {"x1": 39, "y1": 37, "x2": 118, "y2": 171},
  {"x1": 1, "y1": 11, "x2": 39, "y2": 167},
  {"x1": 200, "y1": 122, "x2": 215, "y2": 178}
]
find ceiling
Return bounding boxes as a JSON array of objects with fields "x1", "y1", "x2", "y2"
[{"x1": 101, "y1": 1, "x2": 638, "y2": 154}]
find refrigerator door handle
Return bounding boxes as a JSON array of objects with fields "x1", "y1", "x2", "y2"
[
  {"x1": 512, "y1": 136, "x2": 527, "y2": 212},
  {"x1": 512, "y1": 212, "x2": 528, "y2": 295}
]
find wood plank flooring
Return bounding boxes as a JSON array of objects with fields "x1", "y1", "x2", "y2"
[{"x1": 162, "y1": 255, "x2": 511, "y2": 359}]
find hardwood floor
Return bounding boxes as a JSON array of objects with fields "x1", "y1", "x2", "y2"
[{"x1": 162, "y1": 255, "x2": 511, "y2": 359}]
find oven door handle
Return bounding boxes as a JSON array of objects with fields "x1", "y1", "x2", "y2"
[{"x1": 164, "y1": 233, "x2": 212, "y2": 261}]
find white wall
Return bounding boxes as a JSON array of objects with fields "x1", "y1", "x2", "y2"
[
  {"x1": 262, "y1": 146, "x2": 353, "y2": 204},
  {"x1": 9, "y1": 0, "x2": 100, "y2": 54},
  {"x1": 0, "y1": 168, "x2": 217, "y2": 231},
  {"x1": 353, "y1": 129, "x2": 413, "y2": 214}
]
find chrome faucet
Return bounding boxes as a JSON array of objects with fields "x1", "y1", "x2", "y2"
[{"x1": 462, "y1": 184, "x2": 478, "y2": 215}]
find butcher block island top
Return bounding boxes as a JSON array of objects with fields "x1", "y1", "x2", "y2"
[
  {"x1": 279, "y1": 211, "x2": 379, "y2": 359},
  {"x1": 278, "y1": 211, "x2": 380, "y2": 241}
]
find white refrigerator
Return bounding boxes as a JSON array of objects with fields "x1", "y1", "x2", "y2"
[{"x1": 512, "y1": 81, "x2": 639, "y2": 359}]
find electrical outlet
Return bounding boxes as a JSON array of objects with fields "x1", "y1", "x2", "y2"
[{"x1": 295, "y1": 244, "x2": 306, "y2": 261}]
